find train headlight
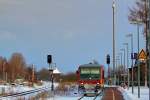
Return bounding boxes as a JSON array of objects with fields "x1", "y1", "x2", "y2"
[
  {"x1": 97, "y1": 83, "x2": 99, "y2": 85},
  {"x1": 81, "y1": 82, "x2": 83, "y2": 85}
]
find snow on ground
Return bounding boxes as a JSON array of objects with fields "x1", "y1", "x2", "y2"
[
  {"x1": 118, "y1": 86, "x2": 149, "y2": 100},
  {"x1": 46, "y1": 84, "x2": 103, "y2": 100},
  {"x1": 0, "y1": 82, "x2": 131, "y2": 100},
  {"x1": 46, "y1": 95, "x2": 102, "y2": 100},
  {"x1": 0, "y1": 81, "x2": 54, "y2": 100},
  {"x1": 47, "y1": 96, "x2": 79, "y2": 100},
  {"x1": 0, "y1": 85, "x2": 32, "y2": 94},
  {"x1": 0, "y1": 81, "x2": 58, "y2": 94}
]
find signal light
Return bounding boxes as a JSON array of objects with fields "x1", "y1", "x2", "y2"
[
  {"x1": 106, "y1": 54, "x2": 110, "y2": 64},
  {"x1": 47, "y1": 55, "x2": 52, "y2": 64}
]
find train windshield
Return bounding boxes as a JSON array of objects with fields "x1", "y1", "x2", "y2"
[{"x1": 80, "y1": 67, "x2": 100, "y2": 80}]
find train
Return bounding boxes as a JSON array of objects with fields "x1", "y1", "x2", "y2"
[{"x1": 76, "y1": 63, "x2": 104, "y2": 94}]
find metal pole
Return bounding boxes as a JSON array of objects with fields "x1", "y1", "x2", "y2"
[
  {"x1": 108, "y1": 64, "x2": 111, "y2": 85},
  {"x1": 137, "y1": 23, "x2": 140, "y2": 98},
  {"x1": 116, "y1": 58, "x2": 118, "y2": 85},
  {"x1": 116, "y1": 57, "x2": 120, "y2": 85},
  {"x1": 124, "y1": 43, "x2": 129, "y2": 89},
  {"x1": 52, "y1": 73, "x2": 54, "y2": 91},
  {"x1": 49, "y1": 63, "x2": 54, "y2": 91},
  {"x1": 119, "y1": 53, "x2": 123, "y2": 83},
  {"x1": 127, "y1": 44, "x2": 129, "y2": 89},
  {"x1": 130, "y1": 20, "x2": 141, "y2": 97},
  {"x1": 108, "y1": 64, "x2": 109, "y2": 85},
  {"x1": 127, "y1": 34, "x2": 134, "y2": 93},
  {"x1": 124, "y1": 49, "x2": 126, "y2": 80},
  {"x1": 112, "y1": 0, "x2": 116, "y2": 85},
  {"x1": 120, "y1": 53, "x2": 123, "y2": 66},
  {"x1": 121, "y1": 49, "x2": 126, "y2": 84},
  {"x1": 131, "y1": 34, "x2": 134, "y2": 94}
]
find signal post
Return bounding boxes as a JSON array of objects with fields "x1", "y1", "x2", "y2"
[{"x1": 106, "y1": 54, "x2": 111, "y2": 85}]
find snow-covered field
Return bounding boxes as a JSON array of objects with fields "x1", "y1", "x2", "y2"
[
  {"x1": 0, "y1": 81, "x2": 51, "y2": 94},
  {"x1": 0, "y1": 81, "x2": 52, "y2": 100},
  {"x1": 0, "y1": 82, "x2": 86, "y2": 100},
  {"x1": 119, "y1": 86, "x2": 150, "y2": 100}
]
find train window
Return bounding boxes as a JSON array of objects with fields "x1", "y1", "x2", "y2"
[
  {"x1": 80, "y1": 67, "x2": 100, "y2": 79},
  {"x1": 90, "y1": 68, "x2": 100, "y2": 74},
  {"x1": 80, "y1": 68, "x2": 90, "y2": 74}
]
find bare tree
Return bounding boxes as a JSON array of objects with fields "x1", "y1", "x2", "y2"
[
  {"x1": 8, "y1": 53, "x2": 26, "y2": 82},
  {"x1": 0, "y1": 57, "x2": 8, "y2": 81},
  {"x1": 25, "y1": 65, "x2": 33, "y2": 82},
  {"x1": 0, "y1": 57, "x2": 4, "y2": 79},
  {"x1": 128, "y1": 0, "x2": 147, "y2": 35},
  {"x1": 37, "y1": 68, "x2": 49, "y2": 81}
]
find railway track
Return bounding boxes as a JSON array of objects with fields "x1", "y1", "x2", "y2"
[
  {"x1": 78, "y1": 88, "x2": 104, "y2": 100},
  {"x1": 0, "y1": 86, "x2": 51, "y2": 99}
]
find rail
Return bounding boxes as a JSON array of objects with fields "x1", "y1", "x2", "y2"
[
  {"x1": 78, "y1": 88, "x2": 104, "y2": 100},
  {"x1": 0, "y1": 86, "x2": 51, "y2": 99}
]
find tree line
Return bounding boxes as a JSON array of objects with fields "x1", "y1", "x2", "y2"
[
  {"x1": 0, "y1": 52, "x2": 37, "y2": 83},
  {"x1": 0, "y1": 52, "x2": 77, "y2": 83}
]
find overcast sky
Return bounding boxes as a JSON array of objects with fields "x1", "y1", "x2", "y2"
[{"x1": 0, "y1": 0, "x2": 145, "y2": 73}]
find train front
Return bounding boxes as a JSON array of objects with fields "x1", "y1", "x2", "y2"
[{"x1": 76, "y1": 63, "x2": 104, "y2": 95}]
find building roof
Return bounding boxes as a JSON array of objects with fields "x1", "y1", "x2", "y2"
[{"x1": 53, "y1": 68, "x2": 61, "y2": 74}]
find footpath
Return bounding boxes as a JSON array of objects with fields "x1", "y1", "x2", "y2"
[{"x1": 102, "y1": 87, "x2": 124, "y2": 100}]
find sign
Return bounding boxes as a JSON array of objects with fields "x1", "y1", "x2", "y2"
[
  {"x1": 138, "y1": 49, "x2": 147, "y2": 60},
  {"x1": 131, "y1": 53, "x2": 138, "y2": 59}
]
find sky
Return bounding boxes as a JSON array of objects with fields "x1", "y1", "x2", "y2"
[{"x1": 0, "y1": 0, "x2": 145, "y2": 73}]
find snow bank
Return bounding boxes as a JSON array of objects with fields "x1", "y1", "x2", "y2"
[{"x1": 118, "y1": 87, "x2": 139, "y2": 100}]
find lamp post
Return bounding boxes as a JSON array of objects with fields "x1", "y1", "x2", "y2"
[
  {"x1": 130, "y1": 20, "x2": 142, "y2": 98},
  {"x1": 116, "y1": 56, "x2": 120, "y2": 85},
  {"x1": 118, "y1": 53, "x2": 123, "y2": 67},
  {"x1": 116, "y1": 56, "x2": 120, "y2": 65},
  {"x1": 119, "y1": 52, "x2": 123, "y2": 84},
  {"x1": 112, "y1": 0, "x2": 116, "y2": 85},
  {"x1": 120, "y1": 49, "x2": 126, "y2": 73},
  {"x1": 126, "y1": 33, "x2": 134, "y2": 94},
  {"x1": 123, "y1": 43, "x2": 129, "y2": 89},
  {"x1": 120, "y1": 48, "x2": 126, "y2": 84}
]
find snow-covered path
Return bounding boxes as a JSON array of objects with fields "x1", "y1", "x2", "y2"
[{"x1": 118, "y1": 86, "x2": 149, "y2": 100}]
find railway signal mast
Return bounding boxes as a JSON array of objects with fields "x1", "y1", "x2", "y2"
[
  {"x1": 106, "y1": 54, "x2": 111, "y2": 85},
  {"x1": 47, "y1": 55, "x2": 54, "y2": 91}
]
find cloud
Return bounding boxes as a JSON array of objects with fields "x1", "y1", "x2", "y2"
[
  {"x1": 0, "y1": 31, "x2": 16, "y2": 40},
  {"x1": 62, "y1": 32, "x2": 75, "y2": 40}
]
